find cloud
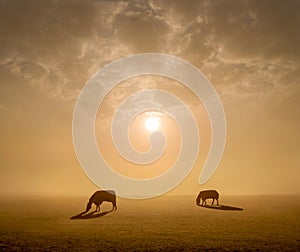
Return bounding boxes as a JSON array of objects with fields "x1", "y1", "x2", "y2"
[
  {"x1": 0, "y1": 0, "x2": 129, "y2": 101},
  {"x1": 0, "y1": 0, "x2": 299, "y2": 114}
]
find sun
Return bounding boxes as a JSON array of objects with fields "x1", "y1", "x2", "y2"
[{"x1": 145, "y1": 116, "x2": 161, "y2": 131}]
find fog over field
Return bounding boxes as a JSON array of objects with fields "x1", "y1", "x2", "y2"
[{"x1": 0, "y1": 195, "x2": 299, "y2": 251}]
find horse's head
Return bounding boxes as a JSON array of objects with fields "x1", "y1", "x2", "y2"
[{"x1": 85, "y1": 201, "x2": 92, "y2": 212}]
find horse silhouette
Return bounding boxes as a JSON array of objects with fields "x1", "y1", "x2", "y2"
[
  {"x1": 85, "y1": 190, "x2": 117, "y2": 213},
  {"x1": 196, "y1": 190, "x2": 219, "y2": 206}
]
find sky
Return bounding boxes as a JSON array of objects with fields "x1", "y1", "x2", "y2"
[{"x1": 0, "y1": 0, "x2": 299, "y2": 197}]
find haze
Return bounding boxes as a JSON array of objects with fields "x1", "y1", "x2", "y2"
[{"x1": 0, "y1": 0, "x2": 299, "y2": 197}]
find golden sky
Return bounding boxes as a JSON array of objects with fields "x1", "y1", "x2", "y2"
[{"x1": 0, "y1": 0, "x2": 299, "y2": 196}]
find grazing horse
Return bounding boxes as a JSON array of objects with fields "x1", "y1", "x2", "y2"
[
  {"x1": 196, "y1": 190, "x2": 219, "y2": 206},
  {"x1": 85, "y1": 190, "x2": 117, "y2": 213}
]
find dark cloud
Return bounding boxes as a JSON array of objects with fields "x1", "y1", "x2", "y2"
[
  {"x1": 207, "y1": 0, "x2": 300, "y2": 62},
  {"x1": 0, "y1": 0, "x2": 128, "y2": 100},
  {"x1": 114, "y1": 13, "x2": 168, "y2": 52},
  {"x1": 0, "y1": 0, "x2": 299, "y2": 108},
  {"x1": 0, "y1": 0, "x2": 98, "y2": 60}
]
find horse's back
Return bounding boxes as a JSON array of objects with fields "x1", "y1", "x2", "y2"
[
  {"x1": 199, "y1": 190, "x2": 219, "y2": 199},
  {"x1": 90, "y1": 190, "x2": 116, "y2": 204}
]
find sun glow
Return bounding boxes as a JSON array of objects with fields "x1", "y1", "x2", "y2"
[{"x1": 145, "y1": 116, "x2": 161, "y2": 131}]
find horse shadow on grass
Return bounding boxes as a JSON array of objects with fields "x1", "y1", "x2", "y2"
[
  {"x1": 199, "y1": 204, "x2": 243, "y2": 211},
  {"x1": 70, "y1": 210, "x2": 113, "y2": 220}
]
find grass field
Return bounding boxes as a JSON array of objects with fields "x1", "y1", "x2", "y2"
[{"x1": 0, "y1": 195, "x2": 299, "y2": 251}]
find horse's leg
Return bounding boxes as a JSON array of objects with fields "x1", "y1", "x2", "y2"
[{"x1": 96, "y1": 205, "x2": 100, "y2": 212}]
